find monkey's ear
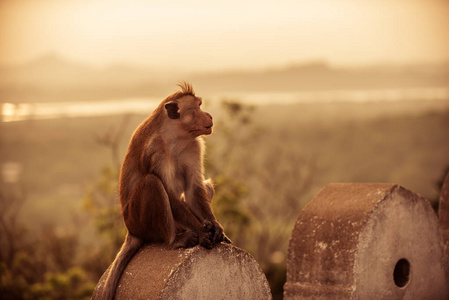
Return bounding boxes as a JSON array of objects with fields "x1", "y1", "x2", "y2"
[{"x1": 164, "y1": 102, "x2": 180, "y2": 119}]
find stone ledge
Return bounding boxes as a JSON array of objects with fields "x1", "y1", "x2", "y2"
[{"x1": 93, "y1": 243, "x2": 271, "y2": 300}]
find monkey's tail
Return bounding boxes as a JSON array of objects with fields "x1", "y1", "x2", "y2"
[{"x1": 101, "y1": 233, "x2": 144, "y2": 300}]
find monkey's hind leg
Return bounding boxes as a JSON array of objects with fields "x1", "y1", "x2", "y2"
[{"x1": 122, "y1": 174, "x2": 176, "y2": 244}]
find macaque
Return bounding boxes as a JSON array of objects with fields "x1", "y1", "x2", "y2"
[{"x1": 99, "y1": 82, "x2": 230, "y2": 300}]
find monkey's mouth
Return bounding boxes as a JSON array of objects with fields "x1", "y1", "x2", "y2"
[
  {"x1": 202, "y1": 125, "x2": 213, "y2": 135},
  {"x1": 189, "y1": 125, "x2": 213, "y2": 134}
]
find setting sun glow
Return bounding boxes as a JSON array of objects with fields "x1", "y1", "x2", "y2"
[{"x1": 1, "y1": 0, "x2": 448, "y2": 71}]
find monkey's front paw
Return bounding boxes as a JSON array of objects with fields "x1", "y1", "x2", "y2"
[
  {"x1": 204, "y1": 220, "x2": 231, "y2": 245},
  {"x1": 199, "y1": 232, "x2": 214, "y2": 250}
]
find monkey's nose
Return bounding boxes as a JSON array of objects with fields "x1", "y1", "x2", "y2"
[{"x1": 206, "y1": 113, "x2": 212, "y2": 120}]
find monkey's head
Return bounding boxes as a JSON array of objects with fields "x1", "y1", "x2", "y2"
[{"x1": 163, "y1": 84, "x2": 213, "y2": 138}]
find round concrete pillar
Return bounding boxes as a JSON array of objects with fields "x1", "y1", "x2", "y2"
[
  {"x1": 93, "y1": 243, "x2": 271, "y2": 300},
  {"x1": 284, "y1": 183, "x2": 448, "y2": 299}
]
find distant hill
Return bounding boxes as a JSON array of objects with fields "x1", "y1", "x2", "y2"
[
  {"x1": 1, "y1": 54, "x2": 448, "y2": 103},
  {"x1": 193, "y1": 61, "x2": 449, "y2": 94}
]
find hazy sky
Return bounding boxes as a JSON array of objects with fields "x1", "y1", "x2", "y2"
[{"x1": 1, "y1": 0, "x2": 448, "y2": 71}]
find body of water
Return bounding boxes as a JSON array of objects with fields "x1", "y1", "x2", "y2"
[{"x1": 2, "y1": 88, "x2": 449, "y2": 122}]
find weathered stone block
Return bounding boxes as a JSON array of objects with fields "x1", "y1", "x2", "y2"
[
  {"x1": 93, "y1": 243, "x2": 271, "y2": 300},
  {"x1": 284, "y1": 183, "x2": 448, "y2": 299}
]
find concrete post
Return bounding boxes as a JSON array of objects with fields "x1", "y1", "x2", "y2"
[
  {"x1": 284, "y1": 183, "x2": 448, "y2": 299},
  {"x1": 93, "y1": 243, "x2": 272, "y2": 300}
]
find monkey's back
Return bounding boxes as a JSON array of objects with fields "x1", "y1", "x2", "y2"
[{"x1": 119, "y1": 115, "x2": 158, "y2": 209}]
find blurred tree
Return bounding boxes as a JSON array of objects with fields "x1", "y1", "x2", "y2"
[
  {"x1": 94, "y1": 115, "x2": 131, "y2": 169},
  {"x1": 30, "y1": 267, "x2": 94, "y2": 300},
  {"x1": 0, "y1": 115, "x2": 133, "y2": 299},
  {"x1": 0, "y1": 182, "x2": 43, "y2": 299},
  {"x1": 0, "y1": 182, "x2": 94, "y2": 299},
  {"x1": 81, "y1": 115, "x2": 131, "y2": 278},
  {"x1": 81, "y1": 164, "x2": 125, "y2": 278},
  {"x1": 0, "y1": 184, "x2": 28, "y2": 269},
  {"x1": 211, "y1": 175, "x2": 252, "y2": 246},
  {"x1": 208, "y1": 99, "x2": 315, "y2": 299},
  {"x1": 432, "y1": 166, "x2": 449, "y2": 212}
]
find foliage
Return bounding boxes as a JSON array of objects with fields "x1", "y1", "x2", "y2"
[
  {"x1": 432, "y1": 166, "x2": 449, "y2": 212},
  {"x1": 0, "y1": 184, "x2": 95, "y2": 300},
  {"x1": 82, "y1": 165, "x2": 124, "y2": 246},
  {"x1": 206, "y1": 99, "x2": 315, "y2": 299},
  {"x1": 30, "y1": 268, "x2": 94, "y2": 300},
  {"x1": 1, "y1": 101, "x2": 447, "y2": 300},
  {"x1": 80, "y1": 118, "x2": 130, "y2": 279},
  {"x1": 211, "y1": 174, "x2": 252, "y2": 246},
  {"x1": 81, "y1": 164, "x2": 125, "y2": 279},
  {"x1": 0, "y1": 116, "x2": 130, "y2": 299}
]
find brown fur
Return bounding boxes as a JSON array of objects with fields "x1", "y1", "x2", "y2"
[{"x1": 99, "y1": 82, "x2": 230, "y2": 300}]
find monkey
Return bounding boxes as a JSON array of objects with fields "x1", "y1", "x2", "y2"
[{"x1": 98, "y1": 82, "x2": 231, "y2": 300}]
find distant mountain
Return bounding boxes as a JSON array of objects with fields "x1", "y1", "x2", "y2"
[
  {"x1": 1, "y1": 54, "x2": 448, "y2": 103},
  {"x1": 192, "y1": 62, "x2": 449, "y2": 95},
  {"x1": 0, "y1": 54, "x2": 174, "y2": 102}
]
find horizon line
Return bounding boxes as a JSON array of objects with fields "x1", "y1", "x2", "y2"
[{"x1": 1, "y1": 52, "x2": 449, "y2": 74}]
